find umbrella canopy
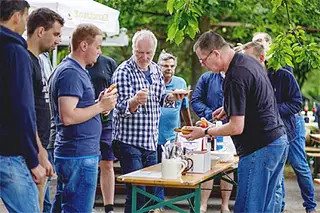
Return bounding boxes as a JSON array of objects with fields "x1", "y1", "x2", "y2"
[
  {"x1": 25, "y1": 0, "x2": 128, "y2": 67},
  {"x1": 27, "y1": 0, "x2": 120, "y2": 36}
]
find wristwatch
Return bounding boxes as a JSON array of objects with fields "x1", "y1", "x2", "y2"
[{"x1": 204, "y1": 127, "x2": 211, "y2": 136}]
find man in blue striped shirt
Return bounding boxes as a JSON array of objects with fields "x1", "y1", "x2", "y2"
[{"x1": 112, "y1": 30, "x2": 186, "y2": 213}]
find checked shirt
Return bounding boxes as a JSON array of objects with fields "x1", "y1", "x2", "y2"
[{"x1": 112, "y1": 56, "x2": 168, "y2": 151}]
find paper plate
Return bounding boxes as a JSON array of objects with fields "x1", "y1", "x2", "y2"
[{"x1": 166, "y1": 89, "x2": 192, "y2": 95}]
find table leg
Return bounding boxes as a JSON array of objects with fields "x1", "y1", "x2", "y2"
[
  {"x1": 194, "y1": 186, "x2": 201, "y2": 212},
  {"x1": 132, "y1": 185, "x2": 137, "y2": 212},
  {"x1": 188, "y1": 185, "x2": 201, "y2": 213}
]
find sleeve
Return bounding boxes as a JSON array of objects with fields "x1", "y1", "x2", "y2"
[
  {"x1": 112, "y1": 66, "x2": 136, "y2": 117},
  {"x1": 56, "y1": 69, "x2": 83, "y2": 99},
  {"x1": 277, "y1": 71, "x2": 302, "y2": 117},
  {"x1": 9, "y1": 47, "x2": 39, "y2": 169},
  {"x1": 225, "y1": 80, "x2": 246, "y2": 116},
  {"x1": 191, "y1": 75, "x2": 213, "y2": 120}
]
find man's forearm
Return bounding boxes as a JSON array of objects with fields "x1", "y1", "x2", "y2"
[
  {"x1": 207, "y1": 116, "x2": 244, "y2": 136},
  {"x1": 181, "y1": 109, "x2": 193, "y2": 126}
]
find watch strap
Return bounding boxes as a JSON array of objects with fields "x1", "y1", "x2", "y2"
[{"x1": 204, "y1": 127, "x2": 211, "y2": 136}]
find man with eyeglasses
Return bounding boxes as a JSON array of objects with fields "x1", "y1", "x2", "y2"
[
  {"x1": 182, "y1": 31, "x2": 289, "y2": 213},
  {"x1": 191, "y1": 57, "x2": 236, "y2": 213}
]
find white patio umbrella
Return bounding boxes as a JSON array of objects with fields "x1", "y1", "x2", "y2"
[
  {"x1": 25, "y1": 0, "x2": 128, "y2": 67},
  {"x1": 27, "y1": 0, "x2": 120, "y2": 35}
]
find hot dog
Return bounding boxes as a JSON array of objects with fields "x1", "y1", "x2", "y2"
[
  {"x1": 107, "y1": 83, "x2": 117, "y2": 93},
  {"x1": 174, "y1": 126, "x2": 192, "y2": 134}
]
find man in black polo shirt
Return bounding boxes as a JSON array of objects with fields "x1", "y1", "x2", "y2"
[{"x1": 182, "y1": 31, "x2": 289, "y2": 213}]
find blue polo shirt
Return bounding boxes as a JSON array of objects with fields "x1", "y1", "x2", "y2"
[
  {"x1": 158, "y1": 76, "x2": 189, "y2": 144},
  {"x1": 49, "y1": 56, "x2": 101, "y2": 158}
]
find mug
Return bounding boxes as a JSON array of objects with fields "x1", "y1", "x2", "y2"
[
  {"x1": 181, "y1": 156, "x2": 194, "y2": 174},
  {"x1": 161, "y1": 158, "x2": 187, "y2": 180}
]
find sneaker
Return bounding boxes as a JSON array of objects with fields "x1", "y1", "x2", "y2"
[{"x1": 148, "y1": 208, "x2": 164, "y2": 213}]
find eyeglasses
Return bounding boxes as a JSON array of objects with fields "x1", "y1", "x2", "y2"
[
  {"x1": 161, "y1": 64, "x2": 175, "y2": 69},
  {"x1": 199, "y1": 49, "x2": 213, "y2": 64}
]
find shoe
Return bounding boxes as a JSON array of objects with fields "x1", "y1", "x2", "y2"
[
  {"x1": 148, "y1": 208, "x2": 164, "y2": 213},
  {"x1": 221, "y1": 210, "x2": 231, "y2": 213},
  {"x1": 107, "y1": 211, "x2": 115, "y2": 213},
  {"x1": 200, "y1": 210, "x2": 206, "y2": 213}
]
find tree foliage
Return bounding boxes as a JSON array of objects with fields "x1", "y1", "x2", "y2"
[
  {"x1": 96, "y1": 0, "x2": 320, "y2": 101},
  {"x1": 165, "y1": 0, "x2": 320, "y2": 97}
]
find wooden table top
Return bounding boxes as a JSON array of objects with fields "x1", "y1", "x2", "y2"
[
  {"x1": 310, "y1": 134, "x2": 320, "y2": 143},
  {"x1": 305, "y1": 122, "x2": 319, "y2": 129},
  {"x1": 117, "y1": 158, "x2": 238, "y2": 189}
]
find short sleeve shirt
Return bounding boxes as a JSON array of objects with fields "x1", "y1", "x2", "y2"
[
  {"x1": 158, "y1": 76, "x2": 189, "y2": 144},
  {"x1": 224, "y1": 53, "x2": 286, "y2": 156},
  {"x1": 49, "y1": 56, "x2": 101, "y2": 157},
  {"x1": 29, "y1": 51, "x2": 51, "y2": 148}
]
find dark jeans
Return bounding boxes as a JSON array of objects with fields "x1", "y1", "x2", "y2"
[{"x1": 118, "y1": 142, "x2": 159, "y2": 213}]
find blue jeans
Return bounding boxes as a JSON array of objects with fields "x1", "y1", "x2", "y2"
[
  {"x1": 51, "y1": 156, "x2": 99, "y2": 213},
  {"x1": 118, "y1": 142, "x2": 158, "y2": 213},
  {"x1": 275, "y1": 115, "x2": 317, "y2": 212},
  {"x1": 0, "y1": 155, "x2": 40, "y2": 212},
  {"x1": 234, "y1": 135, "x2": 288, "y2": 213},
  {"x1": 42, "y1": 148, "x2": 54, "y2": 213}
]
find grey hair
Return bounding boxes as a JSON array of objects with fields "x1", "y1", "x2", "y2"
[
  {"x1": 242, "y1": 41, "x2": 265, "y2": 61},
  {"x1": 158, "y1": 50, "x2": 177, "y2": 65},
  {"x1": 252, "y1": 32, "x2": 272, "y2": 43},
  {"x1": 132, "y1": 29, "x2": 157, "y2": 51}
]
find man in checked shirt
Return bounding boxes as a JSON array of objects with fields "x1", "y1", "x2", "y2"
[{"x1": 112, "y1": 30, "x2": 187, "y2": 213}]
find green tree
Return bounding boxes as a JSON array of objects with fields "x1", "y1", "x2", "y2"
[
  {"x1": 165, "y1": 0, "x2": 320, "y2": 100},
  {"x1": 95, "y1": 0, "x2": 320, "y2": 100}
]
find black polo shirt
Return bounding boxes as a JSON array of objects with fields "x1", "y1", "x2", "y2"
[{"x1": 224, "y1": 53, "x2": 286, "y2": 157}]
